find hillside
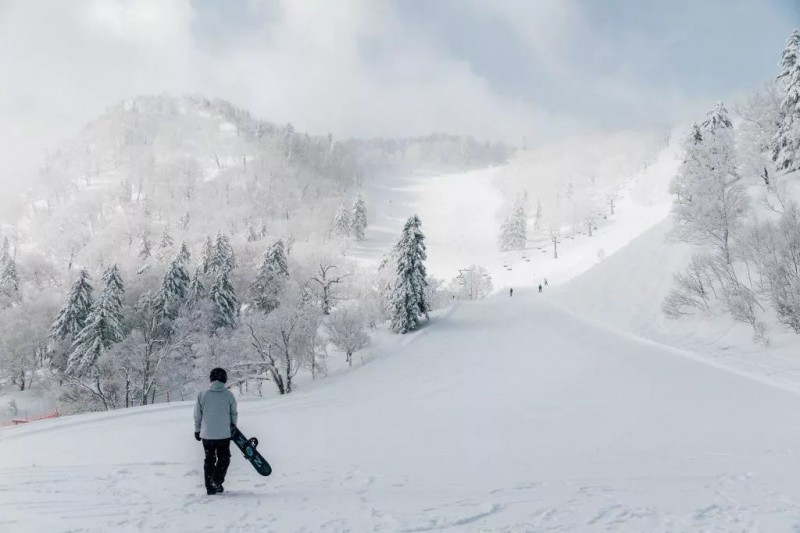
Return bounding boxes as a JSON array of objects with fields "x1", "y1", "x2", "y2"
[
  {"x1": 0, "y1": 115, "x2": 678, "y2": 421},
  {"x1": 4, "y1": 95, "x2": 508, "y2": 277},
  {"x1": 555, "y1": 216, "x2": 800, "y2": 393},
  {"x1": 4, "y1": 114, "x2": 800, "y2": 530}
]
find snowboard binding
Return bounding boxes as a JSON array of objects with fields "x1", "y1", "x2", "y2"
[{"x1": 249, "y1": 437, "x2": 258, "y2": 448}]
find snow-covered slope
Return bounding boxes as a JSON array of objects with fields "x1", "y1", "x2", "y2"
[
  {"x1": 354, "y1": 129, "x2": 679, "y2": 289},
  {"x1": 4, "y1": 290, "x2": 800, "y2": 531},
  {"x1": 555, "y1": 218, "x2": 800, "y2": 393},
  {"x1": 11, "y1": 127, "x2": 798, "y2": 531}
]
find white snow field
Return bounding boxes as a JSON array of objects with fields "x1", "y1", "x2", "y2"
[
  {"x1": 354, "y1": 128, "x2": 678, "y2": 290},
  {"x1": 4, "y1": 290, "x2": 800, "y2": 531},
  {"x1": 5, "y1": 137, "x2": 800, "y2": 531}
]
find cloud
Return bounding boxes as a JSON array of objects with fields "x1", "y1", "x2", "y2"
[
  {"x1": 0, "y1": 0, "x2": 551, "y2": 183},
  {"x1": 201, "y1": 1, "x2": 556, "y2": 141},
  {"x1": 0, "y1": 0, "x2": 195, "y2": 178},
  {"x1": 0, "y1": 0, "x2": 794, "y2": 184}
]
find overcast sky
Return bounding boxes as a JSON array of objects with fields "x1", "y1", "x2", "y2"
[{"x1": 0, "y1": 0, "x2": 797, "y2": 179}]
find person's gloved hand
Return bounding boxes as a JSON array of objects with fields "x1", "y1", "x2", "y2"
[{"x1": 194, "y1": 432, "x2": 201, "y2": 441}]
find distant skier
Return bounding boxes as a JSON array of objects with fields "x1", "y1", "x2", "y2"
[
  {"x1": 194, "y1": 367, "x2": 238, "y2": 495},
  {"x1": 538, "y1": 284, "x2": 542, "y2": 293},
  {"x1": 544, "y1": 278, "x2": 548, "y2": 286},
  {"x1": 509, "y1": 288, "x2": 513, "y2": 297}
]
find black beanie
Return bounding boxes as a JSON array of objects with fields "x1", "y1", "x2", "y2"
[{"x1": 210, "y1": 367, "x2": 227, "y2": 383}]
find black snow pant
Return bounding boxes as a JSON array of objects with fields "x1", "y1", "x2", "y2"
[{"x1": 202, "y1": 438, "x2": 231, "y2": 488}]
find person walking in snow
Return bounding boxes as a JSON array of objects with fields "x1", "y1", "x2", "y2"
[
  {"x1": 509, "y1": 288, "x2": 513, "y2": 297},
  {"x1": 544, "y1": 278, "x2": 548, "y2": 286},
  {"x1": 538, "y1": 284, "x2": 542, "y2": 293},
  {"x1": 194, "y1": 367, "x2": 238, "y2": 495}
]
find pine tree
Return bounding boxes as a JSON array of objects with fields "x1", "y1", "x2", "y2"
[
  {"x1": 0, "y1": 257, "x2": 19, "y2": 296},
  {"x1": 138, "y1": 233, "x2": 152, "y2": 260},
  {"x1": 773, "y1": 29, "x2": 800, "y2": 172},
  {"x1": 390, "y1": 215, "x2": 429, "y2": 334},
  {"x1": 177, "y1": 241, "x2": 191, "y2": 265},
  {"x1": 700, "y1": 102, "x2": 733, "y2": 132},
  {"x1": 51, "y1": 268, "x2": 94, "y2": 340},
  {"x1": 331, "y1": 205, "x2": 352, "y2": 238},
  {"x1": 200, "y1": 233, "x2": 236, "y2": 275},
  {"x1": 209, "y1": 266, "x2": 238, "y2": 331},
  {"x1": 66, "y1": 265, "x2": 125, "y2": 375},
  {"x1": 158, "y1": 230, "x2": 174, "y2": 251},
  {"x1": 498, "y1": 200, "x2": 527, "y2": 251},
  {"x1": 213, "y1": 232, "x2": 236, "y2": 273},
  {"x1": 103, "y1": 265, "x2": 125, "y2": 304},
  {"x1": 534, "y1": 199, "x2": 543, "y2": 232},
  {"x1": 200, "y1": 235, "x2": 214, "y2": 274},
  {"x1": 351, "y1": 195, "x2": 368, "y2": 240},
  {"x1": 0, "y1": 237, "x2": 9, "y2": 264},
  {"x1": 246, "y1": 225, "x2": 259, "y2": 242},
  {"x1": 155, "y1": 249, "x2": 191, "y2": 319},
  {"x1": 248, "y1": 240, "x2": 289, "y2": 314},
  {"x1": 780, "y1": 29, "x2": 800, "y2": 75},
  {"x1": 257, "y1": 223, "x2": 268, "y2": 240},
  {"x1": 187, "y1": 268, "x2": 206, "y2": 306}
]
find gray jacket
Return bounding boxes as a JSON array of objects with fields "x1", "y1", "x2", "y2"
[{"x1": 194, "y1": 381, "x2": 238, "y2": 439}]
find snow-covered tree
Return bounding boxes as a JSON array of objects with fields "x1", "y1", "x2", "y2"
[
  {"x1": 670, "y1": 105, "x2": 749, "y2": 264},
  {"x1": 138, "y1": 233, "x2": 152, "y2": 260},
  {"x1": 0, "y1": 298, "x2": 52, "y2": 391},
  {"x1": 390, "y1": 215, "x2": 429, "y2": 334},
  {"x1": 158, "y1": 230, "x2": 174, "y2": 250},
  {"x1": 209, "y1": 265, "x2": 238, "y2": 332},
  {"x1": 177, "y1": 241, "x2": 190, "y2": 264},
  {"x1": 331, "y1": 204, "x2": 352, "y2": 238},
  {"x1": 309, "y1": 263, "x2": 347, "y2": 315},
  {"x1": 360, "y1": 250, "x2": 397, "y2": 328},
  {"x1": 187, "y1": 268, "x2": 206, "y2": 306},
  {"x1": 735, "y1": 82, "x2": 783, "y2": 185},
  {"x1": 351, "y1": 195, "x2": 368, "y2": 240},
  {"x1": 243, "y1": 286, "x2": 323, "y2": 393},
  {"x1": 248, "y1": 240, "x2": 289, "y2": 314},
  {"x1": 246, "y1": 224, "x2": 260, "y2": 243},
  {"x1": 154, "y1": 248, "x2": 191, "y2": 320},
  {"x1": 119, "y1": 291, "x2": 192, "y2": 406},
  {"x1": 450, "y1": 265, "x2": 493, "y2": 300},
  {"x1": 773, "y1": 29, "x2": 800, "y2": 172},
  {"x1": 534, "y1": 199, "x2": 543, "y2": 232},
  {"x1": 66, "y1": 265, "x2": 125, "y2": 376},
  {"x1": 701, "y1": 102, "x2": 734, "y2": 131},
  {"x1": 0, "y1": 236, "x2": 9, "y2": 264},
  {"x1": 51, "y1": 268, "x2": 94, "y2": 340},
  {"x1": 742, "y1": 202, "x2": 800, "y2": 333},
  {"x1": 498, "y1": 200, "x2": 527, "y2": 251},
  {"x1": 327, "y1": 306, "x2": 369, "y2": 367},
  {"x1": 0, "y1": 257, "x2": 20, "y2": 307},
  {"x1": 199, "y1": 235, "x2": 214, "y2": 274},
  {"x1": 213, "y1": 232, "x2": 236, "y2": 273}
]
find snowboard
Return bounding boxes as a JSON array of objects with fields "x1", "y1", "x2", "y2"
[{"x1": 231, "y1": 426, "x2": 272, "y2": 476}]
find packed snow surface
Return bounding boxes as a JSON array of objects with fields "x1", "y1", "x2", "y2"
[
  {"x1": 4, "y1": 289, "x2": 800, "y2": 531},
  {"x1": 4, "y1": 138, "x2": 800, "y2": 531}
]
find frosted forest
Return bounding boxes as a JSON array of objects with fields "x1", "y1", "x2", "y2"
[{"x1": 3, "y1": 2, "x2": 800, "y2": 531}]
